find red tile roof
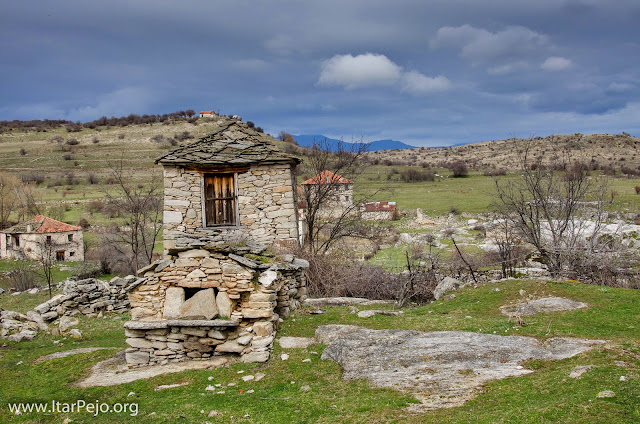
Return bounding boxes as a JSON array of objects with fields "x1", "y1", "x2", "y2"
[
  {"x1": 301, "y1": 170, "x2": 353, "y2": 185},
  {"x1": 31, "y1": 215, "x2": 81, "y2": 233},
  {"x1": 364, "y1": 202, "x2": 396, "y2": 212}
]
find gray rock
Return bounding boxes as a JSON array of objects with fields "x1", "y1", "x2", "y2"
[
  {"x1": 26, "y1": 311, "x2": 48, "y2": 331},
  {"x1": 229, "y1": 253, "x2": 259, "y2": 269},
  {"x1": 304, "y1": 297, "x2": 393, "y2": 307},
  {"x1": 41, "y1": 311, "x2": 59, "y2": 321},
  {"x1": 434, "y1": 277, "x2": 464, "y2": 300},
  {"x1": 501, "y1": 297, "x2": 588, "y2": 317},
  {"x1": 163, "y1": 287, "x2": 185, "y2": 319},
  {"x1": 316, "y1": 324, "x2": 606, "y2": 412},
  {"x1": 237, "y1": 335, "x2": 253, "y2": 346},
  {"x1": 241, "y1": 351, "x2": 270, "y2": 363},
  {"x1": 278, "y1": 336, "x2": 316, "y2": 349},
  {"x1": 569, "y1": 365, "x2": 595, "y2": 378},
  {"x1": 125, "y1": 351, "x2": 150, "y2": 365},
  {"x1": 216, "y1": 291, "x2": 233, "y2": 318},
  {"x1": 180, "y1": 288, "x2": 218, "y2": 320},
  {"x1": 59, "y1": 316, "x2": 79, "y2": 333},
  {"x1": 69, "y1": 329, "x2": 82, "y2": 339},
  {"x1": 356, "y1": 310, "x2": 401, "y2": 318},
  {"x1": 215, "y1": 340, "x2": 245, "y2": 353}
]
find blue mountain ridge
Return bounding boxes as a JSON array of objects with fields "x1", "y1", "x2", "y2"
[{"x1": 292, "y1": 134, "x2": 416, "y2": 152}]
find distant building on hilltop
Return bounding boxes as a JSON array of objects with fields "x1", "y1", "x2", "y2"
[
  {"x1": 0, "y1": 215, "x2": 84, "y2": 262},
  {"x1": 199, "y1": 111, "x2": 218, "y2": 118}
]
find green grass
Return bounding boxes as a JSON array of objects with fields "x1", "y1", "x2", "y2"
[{"x1": 0, "y1": 279, "x2": 638, "y2": 423}]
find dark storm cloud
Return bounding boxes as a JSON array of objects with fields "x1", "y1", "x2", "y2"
[{"x1": 1, "y1": 0, "x2": 639, "y2": 145}]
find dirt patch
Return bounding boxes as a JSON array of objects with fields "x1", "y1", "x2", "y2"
[
  {"x1": 316, "y1": 325, "x2": 605, "y2": 411},
  {"x1": 75, "y1": 351, "x2": 234, "y2": 387}
]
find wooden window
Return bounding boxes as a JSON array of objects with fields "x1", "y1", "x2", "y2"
[
  {"x1": 204, "y1": 173, "x2": 237, "y2": 226},
  {"x1": 68, "y1": 234, "x2": 73, "y2": 242},
  {"x1": 46, "y1": 235, "x2": 52, "y2": 243},
  {"x1": 56, "y1": 251, "x2": 65, "y2": 261}
]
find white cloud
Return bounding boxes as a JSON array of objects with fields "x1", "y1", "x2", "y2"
[
  {"x1": 541, "y1": 56, "x2": 572, "y2": 71},
  {"x1": 401, "y1": 71, "x2": 451, "y2": 94},
  {"x1": 317, "y1": 53, "x2": 402, "y2": 89},
  {"x1": 317, "y1": 53, "x2": 452, "y2": 95},
  {"x1": 487, "y1": 61, "x2": 529, "y2": 75},
  {"x1": 431, "y1": 24, "x2": 551, "y2": 63}
]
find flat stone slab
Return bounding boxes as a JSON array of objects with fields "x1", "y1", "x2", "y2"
[
  {"x1": 75, "y1": 351, "x2": 232, "y2": 387},
  {"x1": 500, "y1": 297, "x2": 588, "y2": 317},
  {"x1": 34, "y1": 347, "x2": 119, "y2": 364},
  {"x1": 124, "y1": 320, "x2": 239, "y2": 330},
  {"x1": 316, "y1": 325, "x2": 606, "y2": 411},
  {"x1": 304, "y1": 297, "x2": 394, "y2": 307},
  {"x1": 278, "y1": 337, "x2": 316, "y2": 349}
]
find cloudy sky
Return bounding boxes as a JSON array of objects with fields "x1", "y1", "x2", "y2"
[{"x1": 1, "y1": 0, "x2": 639, "y2": 146}]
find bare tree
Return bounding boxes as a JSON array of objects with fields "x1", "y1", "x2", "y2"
[
  {"x1": 299, "y1": 138, "x2": 379, "y2": 254},
  {"x1": 0, "y1": 172, "x2": 19, "y2": 229},
  {"x1": 37, "y1": 237, "x2": 57, "y2": 298},
  {"x1": 493, "y1": 140, "x2": 609, "y2": 278},
  {"x1": 99, "y1": 160, "x2": 163, "y2": 274}
]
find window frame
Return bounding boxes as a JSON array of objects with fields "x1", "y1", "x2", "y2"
[{"x1": 202, "y1": 172, "x2": 239, "y2": 228}]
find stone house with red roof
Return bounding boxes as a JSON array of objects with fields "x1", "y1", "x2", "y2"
[
  {"x1": 0, "y1": 215, "x2": 84, "y2": 262},
  {"x1": 300, "y1": 170, "x2": 354, "y2": 218}
]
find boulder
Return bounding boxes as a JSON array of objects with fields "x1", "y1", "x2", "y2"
[{"x1": 434, "y1": 277, "x2": 464, "y2": 300}]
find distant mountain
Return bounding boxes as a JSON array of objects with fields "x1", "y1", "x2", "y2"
[{"x1": 292, "y1": 134, "x2": 416, "y2": 152}]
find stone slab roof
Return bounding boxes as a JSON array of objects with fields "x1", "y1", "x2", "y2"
[
  {"x1": 156, "y1": 119, "x2": 300, "y2": 168},
  {"x1": 2, "y1": 215, "x2": 81, "y2": 234}
]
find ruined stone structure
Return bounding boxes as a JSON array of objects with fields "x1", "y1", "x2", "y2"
[
  {"x1": 125, "y1": 119, "x2": 308, "y2": 367},
  {"x1": 0, "y1": 215, "x2": 84, "y2": 262},
  {"x1": 361, "y1": 201, "x2": 397, "y2": 221}
]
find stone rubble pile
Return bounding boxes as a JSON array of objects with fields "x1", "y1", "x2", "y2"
[{"x1": 34, "y1": 276, "x2": 134, "y2": 321}]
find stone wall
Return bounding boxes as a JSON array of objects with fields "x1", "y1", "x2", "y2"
[
  {"x1": 125, "y1": 247, "x2": 308, "y2": 367},
  {"x1": 34, "y1": 277, "x2": 133, "y2": 321},
  {"x1": 162, "y1": 163, "x2": 299, "y2": 253}
]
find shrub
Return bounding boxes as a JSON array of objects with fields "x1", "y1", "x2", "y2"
[
  {"x1": 86, "y1": 173, "x2": 99, "y2": 184},
  {"x1": 400, "y1": 168, "x2": 435, "y2": 182},
  {"x1": 118, "y1": 134, "x2": 125, "y2": 140},
  {"x1": 87, "y1": 200, "x2": 105, "y2": 213},
  {"x1": 65, "y1": 137, "x2": 79, "y2": 145},
  {"x1": 635, "y1": 186, "x2": 640, "y2": 195},
  {"x1": 20, "y1": 171, "x2": 45, "y2": 185},
  {"x1": 7, "y1": 264, "x2": 38, "y2": 292},
  {"x1": 447, "y1": 160, "x2": 468, "y2": 177},
  {"x1": 19, "y1": 148, "x2": 27, "y2": 155},
  {"x1": 77, "y1": 217, "x2": 91, "y2": 229},
  {"x1": 92, "y1": 136, "x2": 100, "y2": 144}
]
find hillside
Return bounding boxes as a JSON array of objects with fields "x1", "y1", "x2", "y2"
[{"x1": 367, "y1": 133, "x2": 640, "y2": 173}]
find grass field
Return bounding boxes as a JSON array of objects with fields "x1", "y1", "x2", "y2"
[{"x1": 0, "y1": 279, "x2": 638, "y2": 423}]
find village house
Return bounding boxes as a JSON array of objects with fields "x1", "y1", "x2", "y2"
[
  {"x1": 361, "y1": 201, "x2": 397, "y2": 221},
  {"x1": 124, "y1": 119, "x2": 308, "y2": 367},
  {"x1": 199, "y1": 110, "x2": 218, "y2": 118},
  {"x1": 300, "y1": 170, "x2": 354, "y2": 218},
  {"x1": 0, "y1": 215, "x2": 84, "y2": 262}
]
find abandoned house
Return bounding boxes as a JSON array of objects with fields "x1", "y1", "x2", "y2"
[
  {"x1": 124, "y1": 118, "x2": 309, "y2": 367},
  {"x1": 199, "y1": 110, "x2": 218, "y2": 118},
  {"x1": 300, "y1": 170, "x2": 354, "y2": 218},
  {"x1": 0, "y1": 215, "x2": 84, "y2": 262},
  {"x1": 361, "y1": 201, "x2": 397, "y2": 221}
]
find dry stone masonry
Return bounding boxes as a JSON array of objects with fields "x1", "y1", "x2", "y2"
[
  {"x1": 124, "y1": 118, "x2": 308, "y2": 367},
  {"x1": 33, "y1": 277, "x2": 133, "y2": 321}
]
